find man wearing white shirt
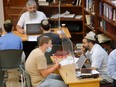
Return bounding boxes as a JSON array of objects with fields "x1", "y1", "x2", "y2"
[
  {"x1": 108, "y1": 49, "x2": 116, "y2": 87},
  {"x1": 81, "y1": 31, "x2": 113, "y2": 84},
  {"x1": 16, "y1": 0, "x2": 47, "y2": 34}
]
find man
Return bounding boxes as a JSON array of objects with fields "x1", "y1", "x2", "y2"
[
  {"x1": 37, "y1": 19, "x2": 61, "y2": 44},
  {"x1": 0, "y1": 20, "x2": 25, "y2": 63},
  {"x1": 81, "y1": 31, "x2": 112, "y2": 84},
  {"x1": 0, "y1": 20, "x2": 23, "y2": 50},
  {"x1": 25, "y1": 36, "x2": 67, "y2": 87},
  {"x1": 16, "y1": 0, "x2": 47, "y2": 34},
  {"x1": 108, "y1": 49, "x2": 116, "y2": 87}
]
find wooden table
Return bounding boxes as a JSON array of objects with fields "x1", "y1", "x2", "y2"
[
  {"x1": 59, "y1": 64, "x2": 102, "y2": 87},
  {"x1": 12, "y1": 27, "x2": 71, "y2": 41}
]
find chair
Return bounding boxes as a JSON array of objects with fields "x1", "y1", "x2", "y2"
[
  {"x1": 0, "y1": 71, "x2": 5, "y2": 87},
  {"x1": 45, "y1": 44, "x2": 61, "y2": 64},
  {"x1": 0, "y1": 49, "x2": 23, "y2": 87},
  {"x1": 20, "y1": 65, "x2": 32, "y2": 87}
]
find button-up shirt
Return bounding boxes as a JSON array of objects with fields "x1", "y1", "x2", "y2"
[{"x1": 108, "y1": 49, "x2": 116, "y2": 80}]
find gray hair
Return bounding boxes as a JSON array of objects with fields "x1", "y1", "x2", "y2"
[{"x1": 26, "y1": 0, "x2": 37, "y2": 7}]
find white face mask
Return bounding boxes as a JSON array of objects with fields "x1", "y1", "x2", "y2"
[{"x1": 46, "y1": 47, "x2": 52, "y2": 52}]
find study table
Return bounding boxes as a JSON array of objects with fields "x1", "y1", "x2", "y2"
[
  {"x1": 7, "y1": 27, "x2": 71, "y2": 57},
  {"x1": 12, "y1": 27, "x2": 71, "y2": 41},
  {"x1": 59, "y1": 64, "x2": 102, "y2": 87}
]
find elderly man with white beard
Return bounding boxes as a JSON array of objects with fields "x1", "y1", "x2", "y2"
[{"x1": 16, "y1": 0, "x2": 47, "y2": 34}]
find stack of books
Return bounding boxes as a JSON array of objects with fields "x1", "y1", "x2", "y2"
[{"x1": 38, "y1": 0, "x2": 49, "y2": 6}]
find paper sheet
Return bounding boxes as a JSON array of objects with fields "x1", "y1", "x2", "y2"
[{"x1": 28, "y1": 35, "x2": 39, "y2": 41}]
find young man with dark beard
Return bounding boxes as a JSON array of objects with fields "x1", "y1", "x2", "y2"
[{"x1": 81, "y1": 31, "x2": 113, "y2": 84}]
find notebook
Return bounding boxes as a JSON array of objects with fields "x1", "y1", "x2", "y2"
[
  {"x1": 26, "y1": 23, "x2": 43, "y2": 35},
  {"x1": 76, "y1": 54, "x2": 86, "y2": 69}
]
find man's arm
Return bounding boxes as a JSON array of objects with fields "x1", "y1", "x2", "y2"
[
  {"x1": 16, "y1": 25, "x2": 25, "y2": 34},
  {"x1": 40, "y1": 59, "x2": 60, "y2": 77}
]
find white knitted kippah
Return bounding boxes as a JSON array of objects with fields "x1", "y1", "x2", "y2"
[
  {"x1": 85, "y1": 31, "x2": 96, "y2": 41},
  {"x1": 4, "y1": 20, "x2": 11, "y2": 24},
  {"x1": 42, "y1": 20, "x2": 49, "y2": 26}
]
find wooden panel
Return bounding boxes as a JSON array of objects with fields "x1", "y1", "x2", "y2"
[
  {"x1": 8, "y1": 0, "x2": 27, "y2": 6},
  {"x1": 3, "y1": 0, "x2": 27, "y2": 30}
]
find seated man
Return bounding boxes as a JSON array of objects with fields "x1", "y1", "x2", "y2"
[
  {"x1": 81, "y1": 31, "x2": 113, "y2": 84},
  {"x1": 0, "y1": 20, "x2": 23, "y2": 50},
  {"x1": 0, "y1": 20, "x2": 25, "y2": 63},
  {"x1": 25, "y1": 36, "x2": 67, "y2": 87},
  {"x1": 37, "y1": 19, "x2": 61, "y2": 44},
  {"x1": 16, "y1": 0, "x2": 47, "y2": 34},
  {"x1": 108, "y1": 49, "x2": 116, "y2": 87}
]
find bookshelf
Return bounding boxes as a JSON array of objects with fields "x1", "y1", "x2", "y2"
[
  {"x1": 38, "y1": 0, "x2": 83, "y2": 43},
  {"x1": 96, "y1": 0, "x2": 116, "y2": 41},
  {"x1": 82, "y1": 0, "x2": 116, "y2": 41}
]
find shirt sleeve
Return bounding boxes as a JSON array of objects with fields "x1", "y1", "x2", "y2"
[
  {"x1": 108, "y1": 50, "x2": 116, "y2": 80},
  {"x1": 42, "y1": 12, "x2": 47, "y2": 19},
  {"x1": 91, "y1": 54, "x2": 103, "y2": 69},
  {"x1": 17, "y1": 13, "x2": 25, "y2": 28},
  {"x1": 37, "y1": 55, "x2": 47, "y2": 70}
]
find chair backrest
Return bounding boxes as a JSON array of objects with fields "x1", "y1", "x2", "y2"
[
  {"x1": 0, "y1": 71, "x2": 4, "y2": 87},
  {"x1": 0, "y1": 49, "x2": 22, "y2": 69},
  {"x1": 45, "y1": 44, "x2": 61, "y2": 64}
]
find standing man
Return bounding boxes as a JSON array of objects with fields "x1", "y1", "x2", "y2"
[
  {"x1": 25, "y1": 36, "x2": 67, "y2": 87},
  {"x1": 81, "y1": 31, "x2": 112, "y2": 84},
  {"x1": 16, "y1": 0, "x2": 47, "y2": 34},
  {"x1": 108, "y1": 49, "x2": 116, "y2": 87}
]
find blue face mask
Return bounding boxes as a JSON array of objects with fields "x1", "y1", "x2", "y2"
[{"x1": 46, "y1": 47, "x2": 52, "y2": 52}]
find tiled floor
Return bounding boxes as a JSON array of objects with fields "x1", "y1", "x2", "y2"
[{"x1": 6, "y1": 70, "x2": 21, "y2": 87}]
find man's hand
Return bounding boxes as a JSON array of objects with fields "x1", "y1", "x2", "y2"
[
  {"x1": 18, "y1": 29, "x2": 25, "y2": 34},
  {"x1": 81, "y1": 46, "x2": 86, "y2": 54},
  {"x1": 54, "y1": 58, "x2": 60, "y2": 69},
  {"x1": 16, "y1": 25, "x2": 25, "y2": 34}
]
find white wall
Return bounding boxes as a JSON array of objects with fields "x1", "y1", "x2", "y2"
[{"x1": 0, "y1": 0, "x2": 4, "y2": 29}]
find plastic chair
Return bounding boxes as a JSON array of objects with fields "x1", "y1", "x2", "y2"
[
  {"x1": 20, "y1": 65, "x2": 32, "y2": 87},
  {"x1": 45, "y1": 44, "x2": 61, "y2": 64},
  {"x1": 0, "y1": 49, "x2": 23, "y2": 87}
]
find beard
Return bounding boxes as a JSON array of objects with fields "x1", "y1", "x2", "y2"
[{"x1": 29, "y1": 11, "x2": 37, "y2": 19}]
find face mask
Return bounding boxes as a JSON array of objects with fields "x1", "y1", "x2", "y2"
[{"x1": 46, "y1": 47, "x2": 52, "y2": 52}]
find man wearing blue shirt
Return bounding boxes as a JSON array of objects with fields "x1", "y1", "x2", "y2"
[
  {"x1": 108, "y1": 49, "x2": 116, "y2": 87},
  {"x1": 0, "y1": 20, "x2": 23, "y2": 50},
  {"x1": 0, "y1": 20, "x2": 25, "y2": 63}
]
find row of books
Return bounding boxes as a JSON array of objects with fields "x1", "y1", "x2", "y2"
[
  {"x1": 85, "y1": 0, "x2": 95, "y2": 12},
  {"x1": 74, "y1": 0, "x2": 82, "y2": 6},
  {"x1": 50, "y1": 11, "x2": 82, "y2": 19},
  {"x1": 85, "y1": 15, "x2": 95, "y2": 28},
  {"x1": 38, "y1": 0, "x2": 49, "y2": 6},
  {"x1": 100, "y1": 20, "x2": 116, "y2": 35},
  {"x1": 99, "y1": 2, "x2": 116, "y2": 22}
]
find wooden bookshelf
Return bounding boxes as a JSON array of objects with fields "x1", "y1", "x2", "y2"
[
  {"x1": 39, "y1": 1, "x2": 83, "y2": 42},
  {"x1": 96, "y1": 0, "x2": 116, "y2": 41},
  {"x1": 82, "y1": 0, "x2": 116, "y2": 41}
]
